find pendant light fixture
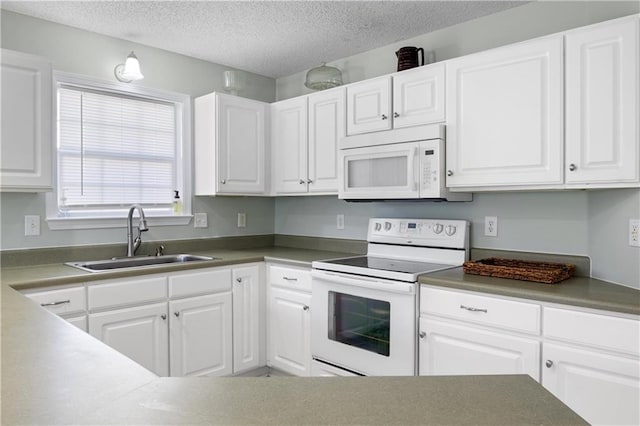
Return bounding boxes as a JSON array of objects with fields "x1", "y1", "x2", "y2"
[
  {"x1": 114, "y1": 51, "x2": 144, "y2": 83},
  {"x1": 304, "y1": 62, "x2": 343, "y2": 90}
]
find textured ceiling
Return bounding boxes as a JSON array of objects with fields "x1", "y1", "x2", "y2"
[{"x1": 1, "y1": 1, "x2": 528, "y2": 78}]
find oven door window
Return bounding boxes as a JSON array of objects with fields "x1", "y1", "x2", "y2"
[{"x1": 328, "y1": 291, "x2": 390, "y2": 356}]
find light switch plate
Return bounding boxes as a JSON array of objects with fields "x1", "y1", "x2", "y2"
[
  {"x1": 25, "y1": 215, "x2": 40, "y2": 236},
  {"x1": 337, "y1": 214, "x2": 345, "y2": 230},
  {"x1": 237, "y1": 213, "x2": 246, "y2": 228},
  {"x1": 194, "y1": 213, "x2": 208, "y2": 228}
]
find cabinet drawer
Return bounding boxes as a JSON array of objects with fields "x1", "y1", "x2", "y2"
[
  {"x1": 24, "y1": 285, "x2": 86, "y2": 316},
  {"x1": 420, "y1": 286, "x2": 541, "y2": 335},
  {"x1": 543, "y1": 307, "x2": 640, "y2": 356},
  {"x1": 169, "y1": 268, "x2": 232, "y2": 298},
  {"x1": 269, "y1": 264, "x2": 311, "y2": 292},
  {"x1": 88, "y1": 275, "x2": 167, "y2": 310}
]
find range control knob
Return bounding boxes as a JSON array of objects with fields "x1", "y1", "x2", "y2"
[
  {"x1": 433, "y1": 223, "x2": 444, "y2": 234},
  {"x1": 384, "y1": 222, "x2": 392, "y2": 231},
  {"x1": 445, "y1": 225, "x2": 457, "y2": 236},
  {"x1": 374, "y1": 222, "x2": 382, "y2": 231}
]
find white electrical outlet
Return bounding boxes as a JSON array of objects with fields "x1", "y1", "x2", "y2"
[
  {"x1": 194, "y1": 213, "x2": 208, "y2": 228},
  {"x1": 237, "y1": 213, "x2": 246, "y2": 228},
  {"x1": 24, "y1": 215, "x2": 40, "y2": 236},
  {"x1": 630, "y1": 219, "x2": 640, "y2": 247},
  {"x1": 337, "y1": 214, "x2": 345, "y2": 230},
  {"x1": 484, "y1": 216, "x2": 498, "y2": 237}
]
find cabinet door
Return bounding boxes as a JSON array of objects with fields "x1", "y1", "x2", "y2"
[
  {"x1": 89, "y1": 303, "x2": 169, "y2": 376},
  {"x1": 418, "y1": 317, "x2": 540, "y2": 381},
  {"x1": 269, "y1": 287, "x2": 311, "y2": 376},
  {"x1": 0, "y1": 49, "x2": 53, "y2": 192},
  {"x1": 169, "y1": 292, "x2": 233, "y2": 377},
  {"x1": 446, "y1": 36, "x2": 564, "y2": 188},
  {"x1": 543, "y1": 342, "x2": 640, "y2": 426},
  {"x1": 232, "y1": 265, "x2": 261, "y2": 374},
  {"x1": 392, "y1": 64, "x2": 445, "y2": 128},
  {"x1": 63, "y1": 314, "x2": 87, "y2": 332},
  {"x1": 308, "y1": 88, "x2": 344, "y2": 194},
  {"x1": 346, "y1": 76, "x2": 391, "y2": 135},
  {"x1": 566, "y1": 17, "x2": 639, "y2": 185},
  {"x1": 271, "y1": 97, "x2": 308, "y2": 193},
  {"x1": 217, "y1": 94, "x2": 267, "y2": 194}
]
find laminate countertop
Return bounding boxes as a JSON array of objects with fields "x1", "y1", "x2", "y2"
[{"x1": 1, "y1": 246, "x2": 590, "y2": 425}]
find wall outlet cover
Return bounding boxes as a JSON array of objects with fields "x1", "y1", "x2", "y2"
[
  {"x1": 194, "y1": 213, "x2": 208, "y2": 228},
  {"x1": 484, "y1": 216, "x2": 498, "y2": 237},
  {"x1": 237, "y1": 212, "x2": 246, "y2": 228},
  {"x1": 630, "y1": 219, "x2": 640, "y2": 247},
  {"x1": 337, "y1": 214, "x2": 345, "y2": 230}
]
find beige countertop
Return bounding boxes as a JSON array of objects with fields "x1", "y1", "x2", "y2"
[
  {"x1": 419, "y1": 267, "x2": 640, "y2": 316},
  {"x1": 2, "y1": 246, "x2": 589, "y2": 424}
]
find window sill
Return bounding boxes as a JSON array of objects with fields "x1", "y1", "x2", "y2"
[{"x1": 46, "y1": 215, "x2": 193, "y2": 230}]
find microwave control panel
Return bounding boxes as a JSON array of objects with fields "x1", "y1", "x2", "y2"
[{"x1": 419, "y1": 139, "x2": 445, "y2": 198}]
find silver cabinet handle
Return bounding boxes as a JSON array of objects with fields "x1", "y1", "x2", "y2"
[
  {"x1": 299, "y1": 179, "x2": 305, "y2": 184},
  {"x1": 174, "y1": 312, "x2": 180, "y2": 318},
  {"x1": 546, "y1": 360, "x2": 553, "y2": 368},
  {"x1": 220, "y1": 179, "x2": 226, "y2": 184},
  {"x1": 569, "y1": 164, "x2": 577, "y2": 171},
  {"x1": 307, "y1": 179, "x2": 313, "y2": 184},
  {"x1": 236, "y1": 277, "x2": 242, "y2": 283},
  {"x1": 161, "y1": 314, "x2": 167, "y2": 320},
  {"x1": 283, "y1": 276, "x2": 298, "y2": 281},
  {"x1": 381, "y1": 114, "x2": 388, "y2": 120},
  {"x1": 460, "y1": 304, "x2": 488, "y2": 313},
  {"x1": 447, "y1": 170, "x2": 454, "y2": 177},
  {"x1": 303, "y1": 305, "x2": 309, "y2": 311},
  {"x1": 419, "y1": 331, "x2": 426, "y2": 339},
  {"x1": 393, "y1": 112, "x2": 400, "y2": 118},
  {"x1": 40, "y1": 300, "x2": 71, "y2": 307}
]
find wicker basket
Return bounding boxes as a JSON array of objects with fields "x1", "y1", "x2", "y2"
[{"x1": 463, "y1": 258, "x2": 576, "y2": 284}]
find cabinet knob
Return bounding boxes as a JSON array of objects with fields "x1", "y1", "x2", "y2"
[
  {"x1": 545, "y1": 360, "x2": 553, "y2": 368},
  {"x1": 220, "y1": 179, "x2": 226, "y2": 184},
  {"x1": 236, "y1": 277, "x2": 242, "y2": 283},
  {"x1": 299, "y1": 179, "x2": 305, "y2": 184},
  {"x1": 381, "y1": 114, "x2": 388, "y2": 120},
  {"x1": 393, "y1": 112, "x2": 400, "y2": 118},
  {"x1": 174, "y1": 312, "x2": 180, "y2": 317},
  {"x1": 161, "y1": 314, "x2": 167, "y2": 320},
  {"x1": 419, "y1": 331, "x2": 426, "y2": 339},
  {"x1": 569, "y1": 164, "x2": 577, "y2": 172},
  {"x1": 447, "y1": 170, "x2": 454, "y2": 177},
  {"x1": 307, "y1": 179, "x2": 313, "y2": 184},
  {"x1": 303, "y1": 305, "x2": 309, "y2": 311}
]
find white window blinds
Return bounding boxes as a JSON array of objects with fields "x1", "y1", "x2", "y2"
[{"x1": 57, "y1": 86, "x2": 177, "y2": 210}]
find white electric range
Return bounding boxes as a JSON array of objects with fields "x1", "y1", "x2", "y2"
[{"x1": 311, "y1": 217, "x2": 469, "y2": 376}]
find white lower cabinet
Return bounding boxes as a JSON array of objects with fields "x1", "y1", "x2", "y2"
[
  {"x1": 169, "y1": 292, "x2": 233, "y2": 377},
  {"x1": 418, "y1": 317, "x2": 539, "y2": 379},
  {"x1": 89, "y1": 302, "x2": 169, "y2": 376},
  {"x1": 64, "y1": 314, "x2": 87, "y2": 332},
  {"x1": 267, "y1": 263, "x2": 312, "y2": 376},
  {"x1": 232, "y1": 264, "x2": 263, "y2": 374}
]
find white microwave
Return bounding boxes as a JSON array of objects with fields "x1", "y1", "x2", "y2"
[{"x1": 338, "y1": 125, "x2": 471, "y2": 201}]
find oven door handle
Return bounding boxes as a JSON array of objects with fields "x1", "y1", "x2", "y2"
[{"x1": 311, "y1": 270, "x2": 415, "y2": 295}]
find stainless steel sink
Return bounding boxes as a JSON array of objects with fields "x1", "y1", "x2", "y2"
[{"x1": 66, "y1": 254, "x2": 216, "y2": 272}]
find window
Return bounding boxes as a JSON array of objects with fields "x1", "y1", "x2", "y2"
[{"x1": 46, "y1": 73, "x2": 191, "y2": 229}]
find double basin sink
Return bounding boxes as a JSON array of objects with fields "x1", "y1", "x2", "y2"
[{"x1": 67, "y1": 254, "x2": 216, "y2": 273}]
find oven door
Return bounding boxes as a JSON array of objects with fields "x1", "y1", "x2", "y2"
[
  {"x1": 339, "y1": 142, "x2": 420, "y2": 199},
  {"x1": 311, "y1": 270, "x2": 416, "y2": 376}
]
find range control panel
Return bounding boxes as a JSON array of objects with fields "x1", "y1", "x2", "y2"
[{"x1": 368, "y1": 218, "x2": 469, "y2": 249}]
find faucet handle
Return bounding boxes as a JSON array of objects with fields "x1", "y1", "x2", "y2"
[{"x1": 155, "y1": 245, "x2": 165, "y2": 257}]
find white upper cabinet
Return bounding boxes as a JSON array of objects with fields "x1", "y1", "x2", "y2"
[
  {"x1": 195, "y1": 92, "x2": 268, "y2": 195},
  {"x1": 346, "y1": 76, "x2": 392, "y2": 135},
  {"x1": 446, "y1": 36, "x2": 564, "y2": 189},
  {"x1": 271, "y1": 87, "x2": 344, "y2": 195},
  {"x1": 346, "y1": 65, "x2": 445, "y2": 136},
  {"x1": 307, "y1": 88, "x2": 344, "y2": 193},
  {"x1": 0, "y1": 49, "x2": 53, "y2": 192},
  {"x1": 392, "y1": 63, "x2": 445, "y2": 129},
  {"x1": 271, "y1": 97, "x2": 308, "y2": 193},
  {"x1": 565, "y1": 16, "x2": 639, "y2": 186}
]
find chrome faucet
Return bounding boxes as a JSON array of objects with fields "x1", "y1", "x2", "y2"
[{"x1": 126, "y1": 204, "x2": 148, "y2": 257}]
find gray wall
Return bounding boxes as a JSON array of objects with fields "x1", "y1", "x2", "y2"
[
  {"x1": 0, "y1": 10, "x2": 276, "y2": 251},
  {"x1": 274, "y1": 1, "x2": 640, "y2": 289}
]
